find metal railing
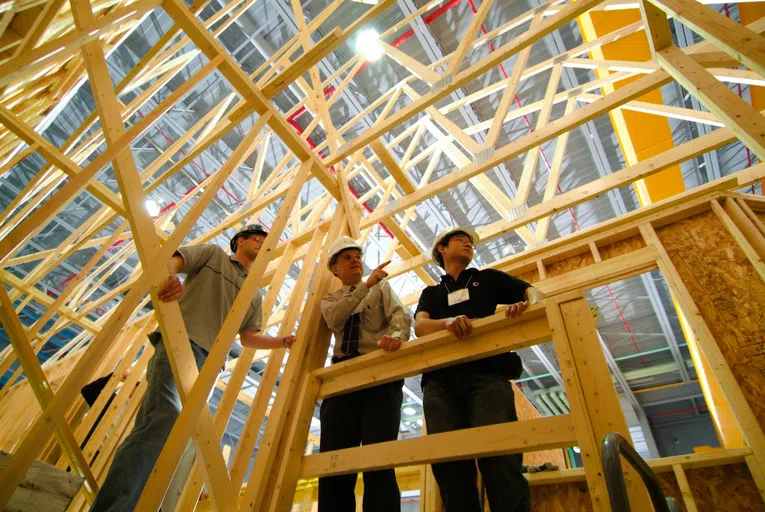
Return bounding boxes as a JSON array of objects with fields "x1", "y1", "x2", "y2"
[{"x1": 602, "y1": 432, "x2": 671, "y2": 512}]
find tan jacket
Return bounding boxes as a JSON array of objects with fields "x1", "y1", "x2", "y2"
[{"x1": 321, "y1": 281, "x2": 411, "y2": 357}]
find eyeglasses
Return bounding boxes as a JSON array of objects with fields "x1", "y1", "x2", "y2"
[{"x1": 246, "y1": 235, "x2": 265, "y2": 244}]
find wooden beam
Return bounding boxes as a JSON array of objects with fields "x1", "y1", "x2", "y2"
[
  {"x1": 369, "y1": 139, "x2": 416, "y2": 194},
  {"x1": 360, "y1": 70, "x2": 672, "y2": 230},
  {"x1": 301, "y1": 415, "x2": 576, "y2": 478},
  {"x1": 445, "y1": 0, "x2": 495, "y2": 75},
  {"x1": 135, "y1": 159, "x2": 313, "y2": 510},
  {"x1": 0, "y1": 286, "x2": 98, "y2": 502},
  {"x1": 0, "y1": 57, "x2": 262, "y2": 512},
  {"x1": 515, "y1": 62, "x2": 563, "y2": 206},
  {"x1": 382, "y1": 41, "x2": 441, "y2": 84},
  {"x1": 239, "y1": 209, "x2": 346, "y2": 511},
  {"x1": 327, "y1": 0, "x2": 608, "y2": 166},
  {"x1": 161, "y1": 0, "x2": 339, "y2": 197},
  {"x1": 638, "y1": 0, "x2": 672, "y2": 56},
  {"x1": 317, "y1": 306, "x2": 550, "y2": 398},
  {"x1": 0, "y1": 0, "x2": 160, "y2": 90},
  {"x1": 711, "y1": 198, "x2": 765, "y2": 281},
  {"x1": 69, "y1": 0, "x2": 243, "y2": 506},
  {"x1": 483, "y1": 12, "x2": 542, "y2": 149},
  {"x1": 649, "y1": 0, "x2": 765, "y2": 76},
  {"x1": 657, "y1": 45, "x2": 765, "y2": 162}
]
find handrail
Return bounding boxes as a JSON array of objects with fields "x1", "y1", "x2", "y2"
[{"x1": 602, "y1": 432, "x2": 670, "y2": 512}]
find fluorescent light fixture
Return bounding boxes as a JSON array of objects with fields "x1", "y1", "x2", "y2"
[
  {"x1": 145, "y1": 199, "x2": 160, "y2": 217},
  {"x1": 403, "y1": 406, "x2": 417, "y2": 416},
  {"x1": 356, "y1": 29, "x2": 383, "y2": 62}
]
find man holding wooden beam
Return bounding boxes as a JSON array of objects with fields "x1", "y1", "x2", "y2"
[
  {"x1": 318, "y1": 236, "x2": 412, "y2": 512},
  {"x1": 414, "y1": 227, "x2": 544, "y2": 512},
  {"x1": 91, "y1": 224, "x2": 295, "y2": 512}
]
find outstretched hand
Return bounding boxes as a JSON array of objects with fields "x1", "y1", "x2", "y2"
[{"x1": 365, "y1": 260, "x2": 391, "y2": 288}]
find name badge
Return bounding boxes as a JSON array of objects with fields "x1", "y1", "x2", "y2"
[{"x1": 447, "y1": 288, "x2": 470, "y2": 306}]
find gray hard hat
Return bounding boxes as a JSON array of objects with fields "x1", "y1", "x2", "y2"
[{"x1": 230, "y1": 224, "x2": 268, "y2": 252}]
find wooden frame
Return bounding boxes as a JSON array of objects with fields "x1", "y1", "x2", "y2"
[{"x1": 0, "y1": 0, "x2": 764, "y2": 509}]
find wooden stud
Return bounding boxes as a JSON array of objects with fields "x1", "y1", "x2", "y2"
[
  {"x1": 545, "y1": 297, "x2": 610, "y2": 511},
  {"x1": 641, "y1": 222, "x2": 765, "y2": 501},
  {"x1": 239, "y1": 209, "x2": 346, "y2": 511},
  {"x1": 0, "y1": 286, "x2": 98, "y2": 502},
  {"x1": 134, "y1": 158, "x2": 313, "y2": 510},
  {"x1": 301, "y1": 415, "x2": 575, "y2": 479},
  {"x1": 710, "y1": 198, "x2": 765, "y2": 281},
  {"x1": 638, "y1": 0, "x2": 673, "y2": 56}
]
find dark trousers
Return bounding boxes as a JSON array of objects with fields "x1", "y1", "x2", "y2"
[
  {"x1": 423, "y1": 371, "x2": 530, "y2": 512},
  {"x1": 318, "y1": 380, "x2": 404, "y2": 512}
]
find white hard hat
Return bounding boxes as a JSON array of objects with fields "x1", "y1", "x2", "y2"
[
  {"x1": 327, "y1": 236, "x2": 363, "y2": 270},
  {"x1": 431, "y1": 227, "x2": 479, "y2": 268}
]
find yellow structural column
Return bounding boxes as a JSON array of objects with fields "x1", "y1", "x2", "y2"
[
  {"x1": 577, "y1": 8, "x2": 746, "y2": 449},
  {"x1": 577, "y1": 10, "x2": 686, "y2": 203}
]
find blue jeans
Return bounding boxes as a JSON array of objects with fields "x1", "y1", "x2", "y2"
[
  {"x1": 90, "y1": 340, "x2": 208, "y2": 512},
  {"x1": 423, "y1": 371, "x2": 530, "y2": 512}
]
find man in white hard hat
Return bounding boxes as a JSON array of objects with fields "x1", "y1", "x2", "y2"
[
  {"x1": 91, "y1": 224, "x2": 295, "y2": 512},
  {"x1": 413, "y1": 227, "x2": 544, "y2": 512},
  {"x1": 318, "y1": 236, "x2": 412, "y2": 512}
]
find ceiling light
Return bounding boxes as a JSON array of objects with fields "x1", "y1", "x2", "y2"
[
  {"x1": 416, "y1": 419, "x2": 423, "y2": 426},
  {"x1": 356, "y1": 29, "x2": 383, "y2": 62},
  {"x1": 403, "y1": 406, "x2": 416, "y2": 416},
  {"x1": 573, "y1": 446, "x2": 581, "y2": 454},
  {"x1": 145, "y1": 199, "x2": 160, "y2": 217}
]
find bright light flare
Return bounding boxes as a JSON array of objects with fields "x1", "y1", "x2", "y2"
[
  {"x1": 145, "y1": 199, "x2": 160, "y2": 217},
  {"x1": 356, "y1": 29, "x2": 383, "y2": 62}
]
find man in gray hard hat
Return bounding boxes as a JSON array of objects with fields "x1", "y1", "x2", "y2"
[
  {"x1": 413, "y1": 227, "x2": 544, "y2": 512},
  {"x1": 318, "y1": 236, "x2": 412, "y2": 512},
  {"x1": 91, "y1": 224, "x2": 295, "y2": 512}
]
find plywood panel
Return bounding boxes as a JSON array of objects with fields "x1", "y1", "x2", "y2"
[
  {"x1": 658, "y1": 472, "x2": 686, "y2": 511},
  {"x1": 599, "y1": 235, "x2": 646, "y2": 260},
  {"x1": 513, "y1": 384, "x2": 566, "y2": 468},
  {"x1": 525, "y1": 462, "x2": 762, "y2": 511},
  {"x1": 545, "y1": 253, "x2": 596, "y2": 279},
  {"x1": 684, "y1": 463, "x2": 764, "y2": 511},
  {"x1": 657, "y1": 211, "x2": 765, "y2": 432},
  {"x1": 530, "y1": 481, "x2": 593, "y2": 511},
  {"x1": 518, "y1": 269, "x2": 541, "y2": 285}
]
